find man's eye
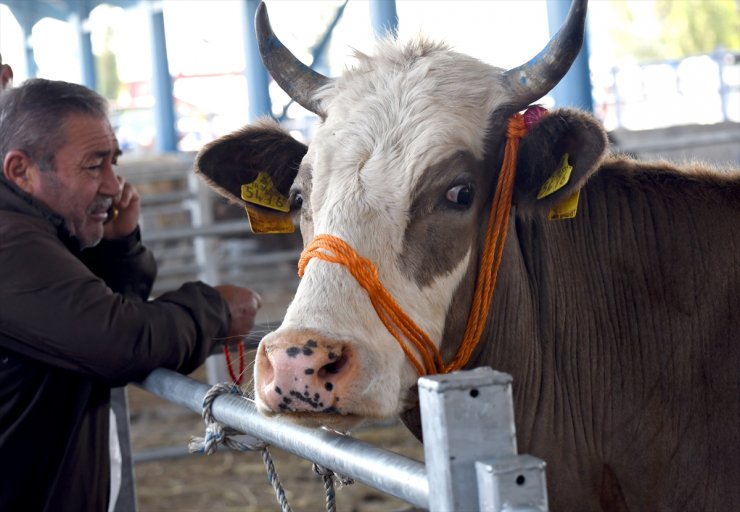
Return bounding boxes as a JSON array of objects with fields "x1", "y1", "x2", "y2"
[{"x1": 85, "y1": 161, "x2": 104, "y2": 171}]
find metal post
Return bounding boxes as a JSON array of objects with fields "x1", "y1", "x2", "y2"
[
  {"x1": 148, "y1": 1, "x2": 178, "y2": 153},
  {"x1": 546, "y1": 0, "x2": 593, "y2": 111},
  {"x1": 369, "y1": 0, "x2": 398, "y2": 37},
  {"x1": 244, "y1": 0, "x2": 272, "y2": 120},
  {"x1": 418, "y1": 367, "x2": 548, "y2": 512},
  {"x1": 13, "y1": 3, "x2": 40, "y2": 79},
  {"x1": 71, "y1": 1, "x2": 97, "y2": 90},
  {"x1": 185, "y1": 172, "x2": 227, "y2": 384},
  {"x1": 714, "y1": 49, "x2": 730, "y2": 122},
  {"x1": 110, "y1": 387, "x2": 138, "y2": 512}
]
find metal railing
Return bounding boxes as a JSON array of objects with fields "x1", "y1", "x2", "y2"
[
  {"x1": 136, "y1": 366, "x2": 549, "y2": 512},
  {"x1": 593, "y1": 50, "x2": 740, "y2": 131}
]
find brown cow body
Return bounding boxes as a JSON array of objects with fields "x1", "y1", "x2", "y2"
[
  {"x1": 196, "y1": 1, "x2": 739, "y2": 509},
  {"x1": 432, "y1": 155, "x2": 740, "y2": 510}
]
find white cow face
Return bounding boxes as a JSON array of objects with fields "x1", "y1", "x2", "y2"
[{"x1": 251, "y1": 42, "x2": 510, "y2": 429}]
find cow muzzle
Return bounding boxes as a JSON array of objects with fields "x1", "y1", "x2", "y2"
[{"x1": 255, "y1": 329, "x2": 359, "y2": 417}]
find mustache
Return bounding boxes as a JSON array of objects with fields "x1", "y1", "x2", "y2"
[
  {"x1": 88, "y1": 197, "x2": 113, "y2": 214},
  {"x1": 87, "y1": 197, "x2": 113, "y2": 214}
]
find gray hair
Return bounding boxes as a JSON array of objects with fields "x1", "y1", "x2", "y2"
[{"x1": 0, "y1": 79, "x2": 110, "y2": 172}]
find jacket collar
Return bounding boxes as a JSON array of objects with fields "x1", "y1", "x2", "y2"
[{"x1": 0, "y1": 176, "x2": 79, "y2": 248}]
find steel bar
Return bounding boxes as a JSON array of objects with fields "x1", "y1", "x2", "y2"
[{"x1": 137, "y1": 368, "x2": 429, "y2": 508}]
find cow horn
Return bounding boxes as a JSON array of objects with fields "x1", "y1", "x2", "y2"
[
  {"x1": 255, "y1": 1, "x2": 331, "y2": 117},
  {"x1": 502, "y1": 0, "x2": 588, "y2": 109}
]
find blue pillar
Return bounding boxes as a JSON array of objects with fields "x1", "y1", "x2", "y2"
[
  {"x1": 24, "y1": 29, "x2": 38, "y2": 78},
  {"x1": 14, "y1": 6, "x2": 39, "y2": 78},
  {"x1": 149, "y1": 4, "x2": 178, "y2": 153},
  {"x1": 546, "y1": 0, "x2": 593, "y2": 111},
  {"x1": 244, "y1": 0, "x2": 272, "y2": 121},
  {"x1": 369, "y1": 0, "x2": 398, "y2": 37},
  {"x1": 79, "y1": 30, "x2": 96, "y2": 89},
  {"x1": 74, "y1": 1, "x2": 97, "y2": 90}
]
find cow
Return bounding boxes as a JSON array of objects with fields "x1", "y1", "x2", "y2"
[{"x1": 195, "y1": 1, "x2": 739, "y2": 510}]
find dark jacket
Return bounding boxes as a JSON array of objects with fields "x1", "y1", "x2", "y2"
[{"x1": 0, "y1": 178, "x2": 231, "y2": 511}]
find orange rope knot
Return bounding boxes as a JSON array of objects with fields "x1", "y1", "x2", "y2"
[{"x1": 297, "y1": 113, "x2": 529, "y2": 376}]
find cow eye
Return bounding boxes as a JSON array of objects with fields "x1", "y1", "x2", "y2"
[
  {"x1": 446, "y1": 184, "x2": 474, "y2": 207},
  {"x1": 289, "y1": 189, "x2": 304, "y2": 211}
]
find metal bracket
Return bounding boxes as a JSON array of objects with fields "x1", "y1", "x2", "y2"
[
  {"x1": 476, "y1": 454, "x2": 548, "y2": 512},
  {"x1": 418, "y1": 367, "x2": 548, "y2": 512}
]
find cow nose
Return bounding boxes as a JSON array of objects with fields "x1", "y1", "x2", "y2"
[{"x1": 255, "y1": 331, "x2": 355, "y2": 414}]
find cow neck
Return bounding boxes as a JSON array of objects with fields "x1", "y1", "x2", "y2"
[{"x1": 298, "y1": 113, "x2": 527, "y2": 376}]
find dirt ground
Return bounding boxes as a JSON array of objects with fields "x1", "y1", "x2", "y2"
[{"x1": 127, "y1": 357, "x2": 425, "y2": 512}]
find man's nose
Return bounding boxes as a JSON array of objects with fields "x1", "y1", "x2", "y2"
[{"x1": 100, "y1": 165, "x2": 121, "y2": 196}]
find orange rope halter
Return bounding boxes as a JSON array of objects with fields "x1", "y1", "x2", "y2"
[
  {"x1": 299, "y1": 235, "x2": 445, "y2": 375},
  {"x1": 298, "y1": 113, "x2": 527, "y2": 375}
]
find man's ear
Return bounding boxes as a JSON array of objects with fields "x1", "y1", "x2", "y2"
[
  {"x1": 3, "y1": 150, "x2": 35, "y2": 194},
  {"x1": 195, "y1": 117, "x2": 308, "y2": 205},
  {"x1": 513, "y1": 108, "x2": 608, "y2": 215}
]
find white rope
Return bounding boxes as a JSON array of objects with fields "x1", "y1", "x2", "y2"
[
  {"x1": 188, "y1": 383, "x2": 263, "y2": 454},
  {"x1": 313, "y1": 463, "x2": 354, "y2": 512},
  {"x1": 190, "y1": 382, "x2": 352, "y2": 512}
]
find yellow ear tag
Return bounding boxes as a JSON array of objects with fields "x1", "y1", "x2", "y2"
[
  {"x1": 240, "y1": 172, "x2": 294, "y2": 234},
  {"x1": 241, "y1": 171, "x2": 290, "y2": 212},
  {"x1": 243, "y1": 203, "x2": 295, "y2": 234},
  {"x1": 536, "y1": 153, "x2": 579, "y2": 220},
  {"x1": 548, "y1": 189, "x2": 580, "y2": 220},
  {"x1": 537, "y1": 153, "x2": 572, "y2": 199}
]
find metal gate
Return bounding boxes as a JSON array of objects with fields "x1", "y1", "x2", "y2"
[{"x1": 131, "y1": 366, "x2": 548, "y2": 512}]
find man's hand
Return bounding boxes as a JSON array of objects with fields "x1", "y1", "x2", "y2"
[
  {"x1": 214, "y1": 285, "x2": 262, "y2": 343},
  {"x1": 103, "y1": 177, "x2": 141, "y2": 240}
]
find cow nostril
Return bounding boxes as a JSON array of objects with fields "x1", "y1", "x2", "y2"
[{"x1": 318, "y1": 352, "x2": 348, "y2": 377}]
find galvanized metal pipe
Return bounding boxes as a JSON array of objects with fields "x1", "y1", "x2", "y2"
[{"x1": 137, "y1": 368, "x2": 429, "y2": 508}]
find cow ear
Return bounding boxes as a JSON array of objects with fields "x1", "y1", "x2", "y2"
[
  {"x1": 195, "y1": 117, "x2": 308, "y2": 204},
  {"x1": 513, "y1": 109, "x2": 608, "y2": 216}
]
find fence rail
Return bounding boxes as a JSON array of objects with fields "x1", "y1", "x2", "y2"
[
  {"x1": 138, "y1": 368, "x2": 430, "y2": 508},
  {"x1": 136, "y1": 366, "x2": 549, "y2": 512}
]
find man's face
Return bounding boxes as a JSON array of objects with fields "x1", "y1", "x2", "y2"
[{"x1": 31, "y1": 113, "x2": 121, "y2": 248}]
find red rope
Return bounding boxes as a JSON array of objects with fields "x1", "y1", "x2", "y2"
[{"x1": 224, "y1": 341, "x2": 246, "y2": 385}]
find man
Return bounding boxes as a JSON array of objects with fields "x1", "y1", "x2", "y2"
[{"x1": 0, "y1": 78, "x2": 261, "y2": 511}]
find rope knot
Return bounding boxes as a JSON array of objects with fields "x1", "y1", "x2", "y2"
[
  {"x1": 506, "y1": 112, "x2": 528, "y2": 139},
  {"x1": 189, "y1": 383, "x2": 265, "y2": 455}
]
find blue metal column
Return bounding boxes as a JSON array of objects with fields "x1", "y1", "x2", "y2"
[
  {"x1": 23, "y1": 25, "x2": 38, "y2": 78},
  {"x1": 369, "y1": 0, "x2": 398, "y2": 37},
  {"x1": 79, "y1": 29, "x2": 96, "y2": 89},
  {"x1": 149, "y1": 3, "x2": 178, "y2": 152},
  {"x1": 13, "y1": 3, "x2": 39, "y2": 78},
  {"x1": 244, "y1": 0, "x2": 272, "y2": 121},
  {"x1": 75, "y1": 1, "x2": 97, "y2": 90},
  {"x1": 546, "y1": 0, "x2": 593, "y2": 111}
]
